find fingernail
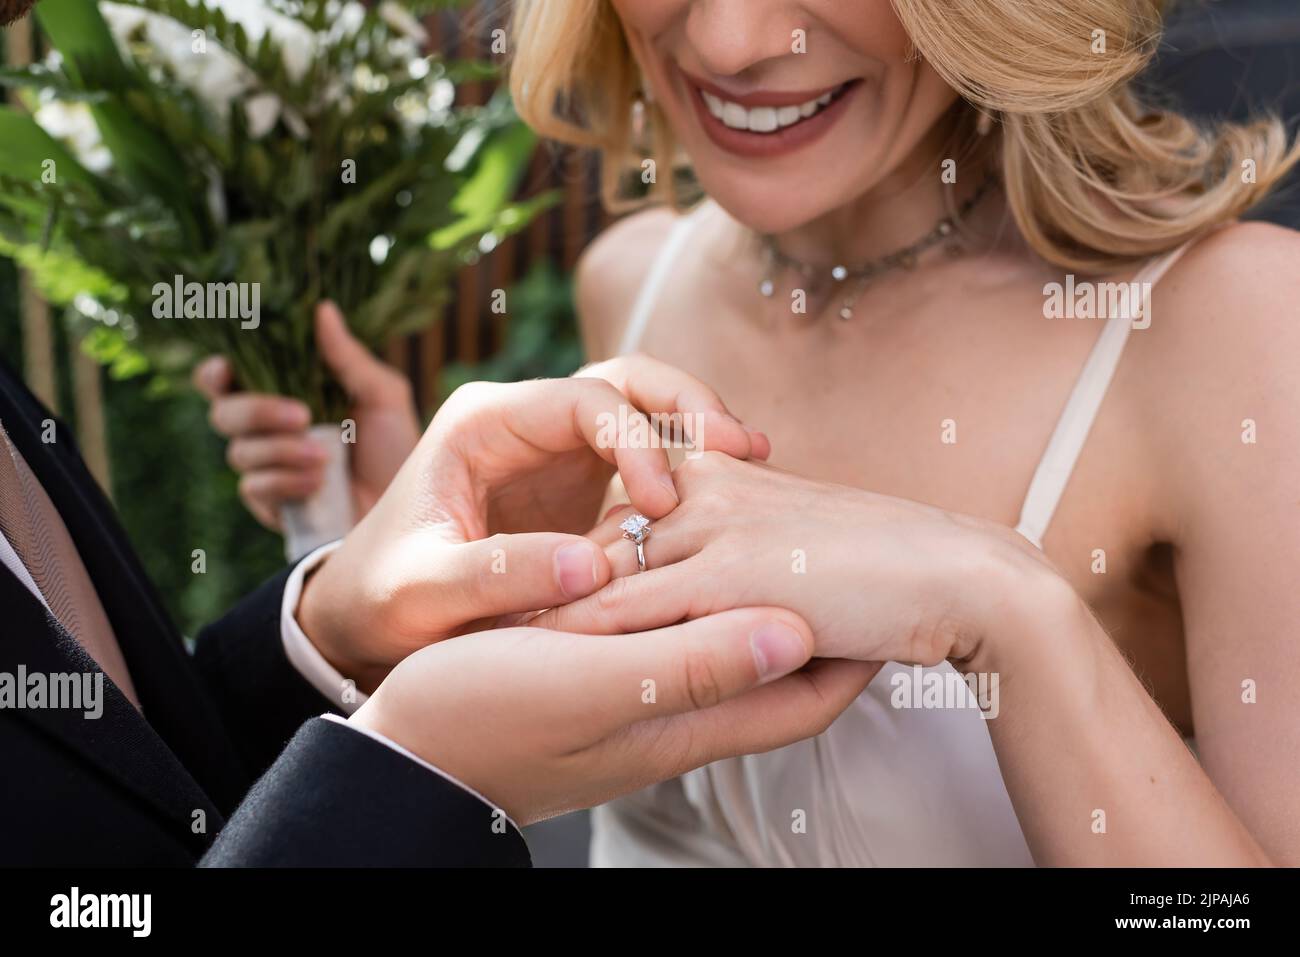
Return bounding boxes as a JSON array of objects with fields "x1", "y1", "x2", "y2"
[
  {"x1": 750, "y1": 622, "x2": 808, "y2": 682},
  {"x1": 657, "y1": 472, "x2": 679, "y2": 504},
  {"x1": 555, "y1": 542, "x2": 599, "y2": 599}
]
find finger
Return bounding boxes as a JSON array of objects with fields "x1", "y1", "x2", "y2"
[
  {"x1": 642, "y1": 659, "x2": 882, "y2": 769},
  {"x1": 238, "y1": 469, "x2": 323, "y2": 508},
  {"x1": 578, "y1": 355, "x2": 770, "y2": 461},
  {"x1": 435, "y1": 533, "x2": 611, "y2": 623},
  {"x1": 316, "y1": 301, "x2": 411, "y2": 407},
  {"x1": 226, "y1": 435, "x2": 330, "y2": 474},
  {"x1": 598, "y1": 510, "x2": 700, "y2": 579},
  {"x1": 243, "y1": 496, "x2": 284, "y2": 532},
  {"x1": 530, "y1": 562, "x2": 699, "y2": 635},
  {"x1": 558, "y1": 607, "x2": 815, "y2": 731},
  {"x1": 467, "y1": 378, "x2": 678, "y2": 519},
  {"x1": 192, "y1": 355, "x2": 233, "y2": 401},
  {"x1": 209, "y1": 393, "x2": 312, "y2": 438}
]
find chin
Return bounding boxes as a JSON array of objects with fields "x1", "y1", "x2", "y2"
[{"x1": 689, "y1": 165, "x2": 854, "y2": 235}]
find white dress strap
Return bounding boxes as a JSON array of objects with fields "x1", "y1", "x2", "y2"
[
  {"x1": 616, "y1": 202, "x2": 714, "y2": 356},
  {"x1": 1014, "y1": 240, "x2": 1197, "y2": 548}
]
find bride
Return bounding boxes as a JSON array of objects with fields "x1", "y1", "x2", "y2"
[{"x1": 203, "y1": 0, "x2": 1300, "y2": 867}]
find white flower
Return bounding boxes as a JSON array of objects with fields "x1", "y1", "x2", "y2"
[
  {"x1": 201, "y1": 0, "x2": 318, "y2": 83},
  {"x1": 376, "y1": 1, "x2": 429, "y2": 46},
  {"x1": 243, "y1": 91, "x2": 282, "y2": 138},
  {"x1": 328, "y1": 1, "x2": 368, "y2": 43},
  {"x1": 33, "y1": 100, "x2": 113, "y2": 172},
  {"x1": 99, "y1": 1, "x2": 303, "y2": 138}
]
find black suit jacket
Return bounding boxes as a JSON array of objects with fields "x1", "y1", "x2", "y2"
[{"x1": 0, "y1": 360, "x2": 529, "y2": 867}]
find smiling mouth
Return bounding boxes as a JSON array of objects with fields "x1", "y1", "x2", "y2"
[
  {"x1": 681, "y1": 70, "x2": 861, "y2": 158},
  {"x1": 699, "y1": 82, "x2": 852, "y2": 133}
]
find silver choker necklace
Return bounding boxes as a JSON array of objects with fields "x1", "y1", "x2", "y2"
[{"x1": 757, "y1": 176, "x2": 998, "y2": 320}]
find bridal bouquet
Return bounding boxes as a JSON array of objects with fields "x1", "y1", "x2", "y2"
[{"x1": 0, "y1": 0, "x2": 546, "y2": 422}]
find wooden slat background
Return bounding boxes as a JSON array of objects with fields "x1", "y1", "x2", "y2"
[{"x1": 391, "y1": 1, "x2": 611, "y2": 416}]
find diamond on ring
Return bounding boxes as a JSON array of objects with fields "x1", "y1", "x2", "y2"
[{"x1": 620, "y1": 513, "x2": 651, "y2": 544}]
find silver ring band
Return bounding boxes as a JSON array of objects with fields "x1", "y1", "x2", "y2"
[{"x1": 620, "y1": 513, "x2": 652, "y2": 574}]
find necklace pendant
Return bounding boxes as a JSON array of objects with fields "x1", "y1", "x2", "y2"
[{"x1": 759, "y1": 277, "x2": 775, "y2": 298}]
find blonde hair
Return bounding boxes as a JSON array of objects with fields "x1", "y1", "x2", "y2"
[{"x1": 510, "y1": 0, "x2": 1300, "y2": 271}]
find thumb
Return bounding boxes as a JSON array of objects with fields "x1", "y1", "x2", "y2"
[
  {"x1": 192, "y1": 355, "x2": 232, "y2": 400},
  {"x1": 315, "y1": 301, "x2": 403, "y2": 405},
  {"x1": 437, "y1": 533, "x2": 611, "y2": 624},
  {"x1": 553, "y1": 607, "x2": 816, "y2": 731}
]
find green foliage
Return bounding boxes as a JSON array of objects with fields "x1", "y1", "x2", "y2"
[
  {"x1": 440, "y1": 261, "x2": 584, "y2": 397},
  {"x1": 103, "y1": 373, "x2": 283, "y2": 637},
  {"x1": 0, "y1": 0, "x2": 550, "y2": 420}
]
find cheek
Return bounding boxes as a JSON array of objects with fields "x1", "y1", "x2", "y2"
[
  {"x1": 608, "y1": 0, "x2": 681, "y2": 101},
  {"x1": 810, "y1": 0, "x2": 914, "y2": 62},
  {"x1": 608, "y1": 0, "x2": 681, "y2": 45}
]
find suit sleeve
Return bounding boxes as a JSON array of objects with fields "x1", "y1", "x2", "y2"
[
  {"x1": 192, "y1": 566, "x2": 340, "y2": 777},
  {"x1": 200, "y1": 717, "x2": 532, "y2": 867}
]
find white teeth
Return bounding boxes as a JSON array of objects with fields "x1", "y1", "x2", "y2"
[
  {"x1": 700, "y1": 87, "x2": 839, "y2": 133},
  {"x1": 749, "y1": 106, "x2": 778, "y2": 133}
]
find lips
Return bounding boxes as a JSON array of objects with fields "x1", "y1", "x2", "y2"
[{"x1": 680, "y1": 69, "x2": 860, "y2": 159}]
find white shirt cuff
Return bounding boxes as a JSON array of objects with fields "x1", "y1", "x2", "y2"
[
  {"x1": 280, "y1": 540, "x2": 368, "y2": 714},
  {"x1": 319, "y1": 714, "x2": 519, "y2": 831}
]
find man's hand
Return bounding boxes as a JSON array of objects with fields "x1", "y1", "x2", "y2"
[
  {"x1": 297, "y1": 370, "x2": 766, "y2": 692},
  {"x1": 195, "y1": 302, "x2": 421, "y2": 529},
  {"x1": 350, "y1": 607, "x2": 881, "y2": 825}
]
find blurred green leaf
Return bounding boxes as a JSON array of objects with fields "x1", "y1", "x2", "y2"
[
  {"x1": 36, "y1": 0, "x2": 133, "y2": 90},
  {"x1": 0, "y1": 107, "x2": 102, "y2": 191}
]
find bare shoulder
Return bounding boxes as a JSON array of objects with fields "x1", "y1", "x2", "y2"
[
  {"x1": 1133, "y1": 220, "x2": 1300, "y2": 508},
  {"x1": 1135, "y1": 221, "x2": 1300, "y2": 382},
  {"x1": 575, "y1": 206, "x2": 680, "y2": 360},
  {"x1": 1155, "y1": 220, "x2": 1300, "y2": 348}
]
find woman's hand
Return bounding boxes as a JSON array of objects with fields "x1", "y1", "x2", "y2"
[
  {"x1": 297, "y1": 371, "x2": 767, "y2": 693},
  {"x1": 534, "y1": 452, "x2": 1072, "y2": 669},
  {"x1": 351, "y1": 607, "x2": 880, "y2": 825},
  {"x1": 194, "y1": 301, "x2": 421, "y2": 529}
]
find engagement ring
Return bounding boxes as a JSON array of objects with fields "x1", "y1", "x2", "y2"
[{"x1": 620, "y1": 513, "x2": 652, "y2": 573}]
